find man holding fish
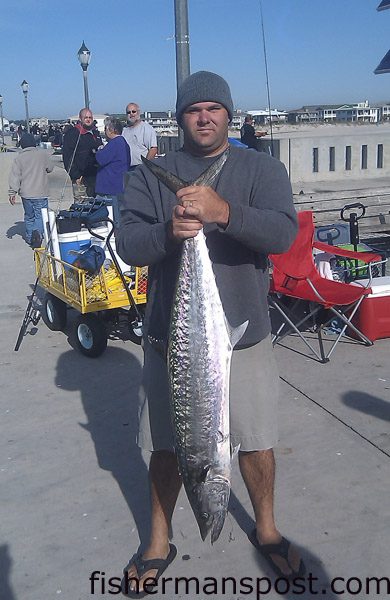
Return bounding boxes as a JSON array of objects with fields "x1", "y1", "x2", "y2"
[{"x1": 116, "y1": 71, "x2": 305, "y2": 596}]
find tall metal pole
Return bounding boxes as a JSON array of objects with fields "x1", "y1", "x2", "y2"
[
  {"x1": 0, "y1": 96, "x2": 4, "y2": 146},
  {"x1": 82, "y1": 67, "x2": 90, "y2": 109},
  {"x1": 174, "y1": 0, "x2": 190, "y2": 144},
  {"x1": 21, "y1": 81, "x2": 30, "y2": 133},
  {"x1": 24, "y1": 92, "x2": 30, "y2": 133}
]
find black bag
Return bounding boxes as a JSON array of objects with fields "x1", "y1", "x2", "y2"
[{"x1": 56, "y1": 198, "x2": 109, "y2": 233}]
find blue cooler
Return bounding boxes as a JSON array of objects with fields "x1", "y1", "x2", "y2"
[
  {"x1": 60, "y1": 239, "x2": 91, "y2": 265},
  {"x1": 58, "y1": 227, "x2": 108, "y2": 265}
]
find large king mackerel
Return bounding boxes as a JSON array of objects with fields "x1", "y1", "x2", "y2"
[{"x1": 142, "y1": 151, "x2": 248, "y2": 543}]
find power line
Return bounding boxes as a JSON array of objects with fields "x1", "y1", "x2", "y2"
[
  {"x1": 259, "y1": 0, "x2": 274, "y2": 156},
  {"x1": 280, "y1": 376, "x2": 390, "y2": 459}
]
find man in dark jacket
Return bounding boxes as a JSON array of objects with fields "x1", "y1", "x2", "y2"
[
  {"x1": 240, "y1": 115, "x2": 264, "y2": 150},
  {"x1": 62, "y1": 108, "x2": 102, "y2": 199}
]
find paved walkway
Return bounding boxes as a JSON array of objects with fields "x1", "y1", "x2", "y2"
[{"x1": 0, "y1": 162, "x2": 389, "y2": 600}]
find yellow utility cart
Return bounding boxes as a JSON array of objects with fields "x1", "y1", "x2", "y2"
[{"x1": 34, "y1": 248, "x2": 147, "y2": 357}]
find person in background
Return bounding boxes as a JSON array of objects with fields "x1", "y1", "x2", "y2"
[
  {"x1": 8, "y1": 133, "x2": 54, "y2": 248},
  {"x1": 240, "y1": 115, "x2": 266, "y2": 150},
  {"x1": 62, "y1": 108, "x2": 102, "y2": 199},
  {"x1": 122, "y1": 103, "x2": 157, "y2": 168},
  {"x1": 63, "y1": 120, "x2": 72, "y2": 134},
  {"x1": 52, "y1": 126, "x2": 63, "y2": 149},
  {"x1": 16, "y1": 124, "x2": 25, "y2": 147},
  {"x1": 95, "y1": 116, "x2": 131, "y2": 227}
]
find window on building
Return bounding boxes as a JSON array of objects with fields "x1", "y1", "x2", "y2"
[
  {"x1": 329, "y1": 147, "x2": 335, "y2": 171},
  {"x1": 345, "y1": 146, "x2": 352, "y2": 170},
  {"x1": 313, "y1": 147, "x2": 319, "y2": 173},
  {"x1": 361, "y1": 145, "x2": 368, "y2": 169},
  {"x1": 377, "y1": 144, "x2": 384, "y2": 169}
]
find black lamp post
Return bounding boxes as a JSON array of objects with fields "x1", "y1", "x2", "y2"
[
  {"x1": 21, "y1": 80, "x2": 30, "y2": 133},
  {"x1": 0, "y1": 95, "x2": 4, "y2": 145},
  {"x1": 77, "y1": 41, "x2": 91, "y2": 108}
]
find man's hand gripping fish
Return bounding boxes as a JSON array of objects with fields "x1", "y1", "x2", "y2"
[{"x1": 142, "y1": 150, "x2": 248, "y2": 543}]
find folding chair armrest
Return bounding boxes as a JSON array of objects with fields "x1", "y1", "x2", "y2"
[{"x1": 313, "y1": 240, "x2": 381, "y2": 264}]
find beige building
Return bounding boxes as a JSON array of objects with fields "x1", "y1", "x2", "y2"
[{"x1": 262, "y1": 123, "x2": 390, "y2": 184}]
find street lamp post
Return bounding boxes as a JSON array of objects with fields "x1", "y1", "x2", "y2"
[
  {"x1": 77, "y1": 41, "x2": 91, "y2": 109},
  {"x1": 21, "y1": 80, "x2": 30, "y2": 133},
  {"x1": 0, "y1": 95, "x2": 4, "y2": 146}
]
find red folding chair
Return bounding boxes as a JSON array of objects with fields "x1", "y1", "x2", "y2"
[{"x1": 269, "y1": 211, "x2": 383, "y2": 363}]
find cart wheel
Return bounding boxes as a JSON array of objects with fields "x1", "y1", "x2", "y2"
[
  {"x1": 43, "y1": 293, "x2": 67, "y2": 331},
  {"x1": 73, "y1": 314, "x2": 107, "y2": 358}
]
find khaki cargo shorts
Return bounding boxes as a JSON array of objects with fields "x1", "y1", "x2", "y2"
[{"x1": 138, "y1": 335, "x2": 279, "y2": 452}]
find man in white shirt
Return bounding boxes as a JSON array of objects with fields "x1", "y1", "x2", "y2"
[{"x1": 122, "y1": 103, "x2": 158, "y2": 167}]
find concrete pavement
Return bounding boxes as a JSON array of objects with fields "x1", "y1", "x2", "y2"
[{"x1": 1, "y1": 165, "x2": 389, "y2": 600}]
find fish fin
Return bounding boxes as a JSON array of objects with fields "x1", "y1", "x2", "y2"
[
  {"x1": 230, "y1": 442, "x2": 241, "y2": 459},
  {"x1": 141, "y1": 148, "x2": 229, "y2": 193},
  {"x1": 147, "y1": 335, "x2": 167, "y2": 360},
  {"x1": 228, "y1": 320, "x2": 249, "y2": 348},
  {"x1": 141, "y1": 156, "x2": 188, "y2": 193}
]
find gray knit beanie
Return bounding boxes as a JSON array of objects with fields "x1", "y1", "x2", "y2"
[{"x1": 175, "y1": 71, "x2": 234, "y2": 126}]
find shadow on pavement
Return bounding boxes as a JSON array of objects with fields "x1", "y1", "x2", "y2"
[
  {"x1": 342, "y1": 390, "x2": 390, "y2": 422},
  {"x1": 229, "y1": 491, "x2": 339, "y2": 599},
  {"x1": 54, "y1": 347, "x2": 151, "y2": 548},
  {"x1": 0, "y1": 544, "x2": 17, "y2": 600},
  {"x1": 6, "y1": 221, "x2": 25, "y2": 240}
]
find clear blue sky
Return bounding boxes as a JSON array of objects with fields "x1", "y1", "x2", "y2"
[{"x1": 1, "y1": 0, "x2": 390, "y2": 120}]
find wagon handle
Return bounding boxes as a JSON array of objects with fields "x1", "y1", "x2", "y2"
[
  {"x1": 340, "y1": 202, "x2": 366, "y2": 256},
  {"x1": 340, "y1": 203, "x2": 365, "y2": 221},
  {"x1": 86, "y1": 217, "x2": 144, "y2": 333}
]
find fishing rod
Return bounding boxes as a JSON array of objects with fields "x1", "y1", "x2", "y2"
[
  {"x1": 259, "y1": 0, "x2": 275, "y2": 157},
  {"x1": 14, "y1": 131, "x2": 82, "y2": 351}
]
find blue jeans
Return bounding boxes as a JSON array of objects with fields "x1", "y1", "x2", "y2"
[{"x1": 22, "y1": 197, "x2": 48, "y2": 243}]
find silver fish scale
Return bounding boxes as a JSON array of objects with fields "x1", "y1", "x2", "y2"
[
  {"x1": 168, "y1": 230, "x2": 232, "y2": 540},
  {"x1": 141, "y1": 148, "x2": 235, "y2": 542}
]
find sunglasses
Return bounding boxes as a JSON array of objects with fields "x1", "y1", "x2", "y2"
[{"x1": 127, "y1": 110, "x2": 138, "y2": 114}]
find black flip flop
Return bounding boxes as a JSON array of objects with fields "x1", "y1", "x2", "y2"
[
  {"x1": 121, "y1": 543, "x2": 177, "y2": 597},
  {"x1": 249, "y1": 529, "x2": 305, "y2": 580}
]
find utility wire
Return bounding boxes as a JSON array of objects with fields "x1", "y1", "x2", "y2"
[
  {"x1": 280, "y1": 376, "x2": 390, "y2": 459},
  {"x1": 259, "y1": 0, "x2": 274, "y2": 156}
]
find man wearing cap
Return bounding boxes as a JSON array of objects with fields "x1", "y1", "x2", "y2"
[
  {"x1": 8, "y1": 133, "x2": 54, "y2": 248},
  {"x1": 116, "y1": 71, "x2": 303, "y2": 593}
]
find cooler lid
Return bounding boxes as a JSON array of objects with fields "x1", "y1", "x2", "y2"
[{"x1": 354, "y1": 276, "x2": 390, "y2": 296}]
